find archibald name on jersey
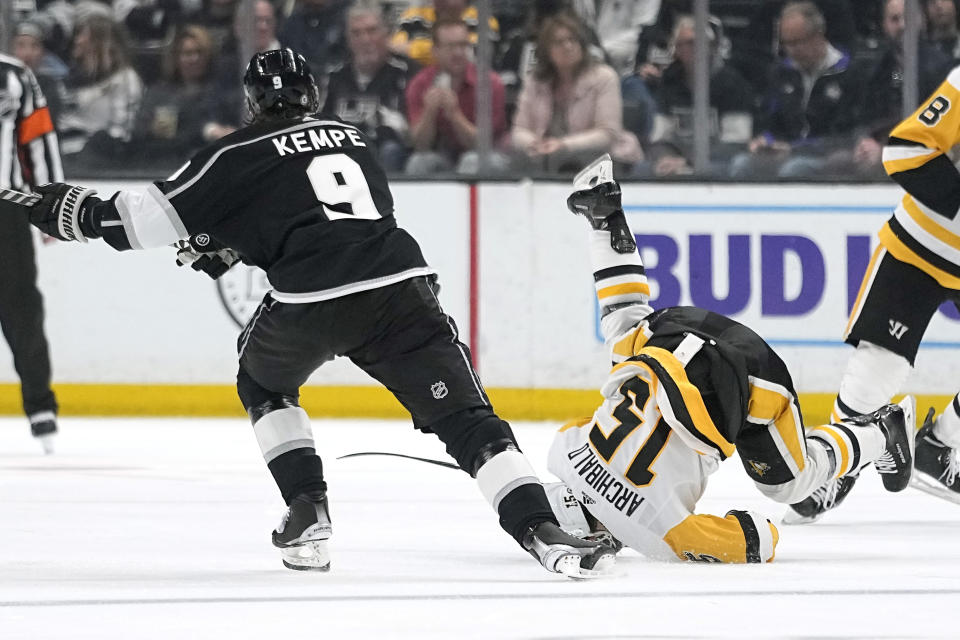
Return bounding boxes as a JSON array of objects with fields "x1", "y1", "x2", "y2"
[
  {"x1": 271, "y1": 126, "x2": 366, "y2": 157},
  {"x1": 567, "y1": 443, "x2": 645, "y2": 517}
]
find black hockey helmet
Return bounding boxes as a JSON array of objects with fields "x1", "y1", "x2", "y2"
[{"x1": 243, "y1": 48, "x2": 320, "y2": 121}]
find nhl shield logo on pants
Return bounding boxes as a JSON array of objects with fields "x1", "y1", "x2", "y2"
[{"x1": 431, "y1": 381, "x2": 448, "y2": 399}]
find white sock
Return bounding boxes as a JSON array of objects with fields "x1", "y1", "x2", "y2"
[
  {"x1": 809, "y1": 421, "x2": 885, "y2": 477},
  {"x1": 253, "y1": 406, "x2": 315, "y2": 463},
  {"x1": 833, "y1": 342, "x2": 911, "y2": 421}
]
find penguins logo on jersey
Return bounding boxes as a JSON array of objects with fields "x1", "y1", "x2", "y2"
[{"x1": 748, "y1": 460, "x2": 771, "y2": 477}]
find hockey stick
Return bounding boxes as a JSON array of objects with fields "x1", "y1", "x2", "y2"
[
  {"x1": 0, "y1": 186, "x2": 40, "y2": 209},
  {"x1": 336, "y1": 451, "x2": 461, "y2": 470}
]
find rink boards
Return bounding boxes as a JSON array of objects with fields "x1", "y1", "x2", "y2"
[{"x1": 0, "y1": 180, "x2": 956, "y2": 420}]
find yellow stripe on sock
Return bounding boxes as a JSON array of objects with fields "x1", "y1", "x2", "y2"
[
  {"x1": 811, "y1": 425, "x2": 850, "y2": 477},
  {"x1": 597, "y1": 282, "x2": 651, "y2": 300}
]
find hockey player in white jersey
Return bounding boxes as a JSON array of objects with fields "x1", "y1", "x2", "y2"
[{"x1": 544, "y1": 155, "x2": 917, "y2": 562}]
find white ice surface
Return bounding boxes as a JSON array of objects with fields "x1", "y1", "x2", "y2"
[{"x1": 2, "y1": 417, "x2": 959, "y2": 639}]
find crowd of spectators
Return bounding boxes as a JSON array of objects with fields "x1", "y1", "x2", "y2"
[{"x1": 6, "y1": 0, "x2": 959, "y2": 179}]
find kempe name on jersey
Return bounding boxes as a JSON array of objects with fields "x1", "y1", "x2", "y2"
[{"x1": 271, "y1": 121, "x2": 368, "y2": 157}]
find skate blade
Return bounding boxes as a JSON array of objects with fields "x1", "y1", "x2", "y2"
[
  {"x1": 37, "y1": 434, "x2": 55, "y2": 455},
  {"x1": 780, "y1": 508, "x2": 821, "y2": 526},
  {"x1": 897, "y1": 395, "x2": 917, "y2": 433},
  {"x1": 279, "y1": 540, "x2": 330, "y2": 572},
  {"x1": 910, "y1": 474, "x2": 960, "y2": 505},
  {"x1": 556, "y1": 552, "x2": 617, "y2": 580},
  {"x1": 572, "y1": 154, "x2": 614, "y2": 189}
]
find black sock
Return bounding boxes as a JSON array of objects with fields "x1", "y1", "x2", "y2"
[
  {"x1": 267, "y1": 447, "x2": 327, "y2": 504},
  {"x1": 496, "y1": 483, "x2": 558, "y2": 545}
]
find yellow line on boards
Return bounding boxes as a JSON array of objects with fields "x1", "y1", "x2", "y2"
[{"x1": 0, "y1": 384, "x2": 948, "y2": 426}]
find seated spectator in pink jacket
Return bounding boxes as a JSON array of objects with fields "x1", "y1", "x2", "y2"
[
  {"x1": 405, "y1": 18, "x2": 509, "y2": 174},
  {"x1": 511, "y1": 12, "x2": 642, "y2": 174}
]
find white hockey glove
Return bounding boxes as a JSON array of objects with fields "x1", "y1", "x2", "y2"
[
  {"x1": 31, "y1": 183, "x2": 102, "y2": 242},
  {"x1": 175, "y1": 233, "x2": 240, "y2": 280}
]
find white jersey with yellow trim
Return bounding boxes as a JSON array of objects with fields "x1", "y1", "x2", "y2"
[
  {"x1": 547, "y1": 370, "x2": 714, "y2": 561},
  {"x1": 545, "y1": 156, "x2": 894, "y2": 560},
  {"x1": 881, "y1": 65, "x2": 960, "y2": 289},
  {"x1": 546, "y1": 374, "x2": 778, "y2": 563},
  {"x1": 547, "y1": 226, "x2": 779, "y2": 563}
]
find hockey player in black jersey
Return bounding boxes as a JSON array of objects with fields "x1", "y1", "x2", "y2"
[
  {"x1": 543, "y1": 155, "x2": 917, "y2": 562},
  {"x1": 17, "y1": 48, "x2": 614, "y2": 578}
]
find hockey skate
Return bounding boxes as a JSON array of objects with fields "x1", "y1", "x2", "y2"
[
  {"x1": 911, "y1": 408, "x2": 960, "y2": 504},
  {"x1": 29, "y1": 412, "x2": 57, "y2": 455},
  {"x1": 582, "y1": 528, "x2": 624, "y2": 554},
  {"x1": 869, "y1": 395, "x2": 915, "y2": 492},
  {"x1": 782, "y1": 475, "x2": 858, "y2": 525},
  {"x1": 783, "y1": 396, "x2": 916, "y2": 524},
  {"x1": 522, "y1": 521, "x2": 617, "y2": 580},
  {"x1": 272, "y1": 490, "x2": 332, "y2": 571},
  {"x1": 566, "y1": 154, "x2": 635, "y2": 254}
]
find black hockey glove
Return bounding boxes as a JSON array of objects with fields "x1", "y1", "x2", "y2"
[
  {"x1": 31, "y1": 183, "x2": 103, "y2": 242},
  {"x1": 175, "y1": 234, "x2": 240, "y2": 280},
  {"x1": 566, "y1": 180, "x2": 636, "y2": 254}
]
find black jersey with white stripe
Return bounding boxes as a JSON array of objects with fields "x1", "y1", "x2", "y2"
[{"x1": 111, "y1": 115, "x2": 433, "y2": 302}]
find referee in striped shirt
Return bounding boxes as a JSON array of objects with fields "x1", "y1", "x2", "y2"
[{"x1": 0, "y1": 51, "x2": 63, "y2": 453}]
